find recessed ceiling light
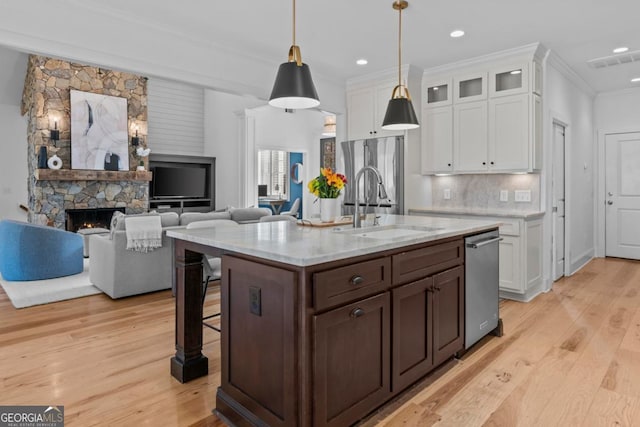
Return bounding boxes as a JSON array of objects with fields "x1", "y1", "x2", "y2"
[
  {"x1": 613, "y1": 47, "x2": 629, "y2": 54},
  {"x1": 356, "y1": 58, "x2": 368, "y2": 65},
  {"x1": 631, "y1": 77, "x2": 640, "y2": 83},
  {"x1": 450, "y1": 30, "x2": 465, "y2": 38}
]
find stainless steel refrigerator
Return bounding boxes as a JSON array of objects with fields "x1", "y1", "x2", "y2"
[{"x1": 341, "y1": 136, "x2": 404, "y2": 216}]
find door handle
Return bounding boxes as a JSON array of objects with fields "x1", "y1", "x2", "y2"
[
  {"x1": 350, "y1": 308, "x2": 365, "y2": 318},
  {"x1": 350, "y1": 275, "x2": 364, "y2": 285},
  {"x1": 607, "y1": 200, "x2": 613, "y2": 205},
  {"x1": 466, "y1": 237, "x2": 503, "y2": 249}
]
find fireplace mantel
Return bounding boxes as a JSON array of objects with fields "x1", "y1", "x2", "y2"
[{"x1": 34, "y1": 169, "x2": 152, "y2": 182}]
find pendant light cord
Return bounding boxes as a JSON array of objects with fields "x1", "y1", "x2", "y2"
[
  {"x1": 292, "y1": 0, "x2": 296, "y2": 46},
  {"x1": 398, "y1": 0, "x2": 402, "y2": 90}
]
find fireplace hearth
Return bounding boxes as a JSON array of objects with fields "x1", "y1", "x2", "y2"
[{"x1": 65, "y1": 208, "x2": 125, "y2": 232}]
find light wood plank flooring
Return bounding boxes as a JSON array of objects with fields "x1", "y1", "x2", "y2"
[{"x1": 1, "y1": 257, "x2": 639, "y2": 426}]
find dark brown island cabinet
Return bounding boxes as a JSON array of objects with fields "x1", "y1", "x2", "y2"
[{"x1": 213, "y1": 234, "x2": 470, "y2": 427}]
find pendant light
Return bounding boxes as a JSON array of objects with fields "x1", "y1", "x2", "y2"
[
  {"x1": 269, "y1": 0, "x2": 320, "y2": 109},
  {"x1": 381, "y1": 0, "x2": 419, "y2": 130}
]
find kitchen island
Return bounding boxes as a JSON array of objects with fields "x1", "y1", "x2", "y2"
[{"x1": 167, "y1": 214, "x2": 499, "y2": 427}]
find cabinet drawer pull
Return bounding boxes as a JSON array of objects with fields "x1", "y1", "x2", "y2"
[
  {"x1": 350, "y1": 308, "x2": 365, "y2": 318},
  {"x1": 434, "y1": 285, "x2": 441, "y2": 291},
  {"x1": 350, "y1": 275, "x2": 364, "y2": 286}
]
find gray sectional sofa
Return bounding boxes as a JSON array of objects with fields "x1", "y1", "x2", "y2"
[{"x1": 89, "y1": 207, "x2": 272, "y2": 299}]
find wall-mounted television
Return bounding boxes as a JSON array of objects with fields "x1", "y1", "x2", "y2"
[{"x1": 151, "y1": 166, "x2": 207, "y2": 198}]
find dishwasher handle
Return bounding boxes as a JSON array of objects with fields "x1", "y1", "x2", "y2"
[{"x1": 466, "y1": 237, "x2": 503, "y2": 249}]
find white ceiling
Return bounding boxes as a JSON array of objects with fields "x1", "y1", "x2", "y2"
[
  {"x1": 83, "y1": 0, "x2": 640, "y2": 94},
  {"x1": 2, "y1": 1, "x2": 639, "y2": 96}
]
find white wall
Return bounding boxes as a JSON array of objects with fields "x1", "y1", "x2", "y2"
[
  {"x1": 543, "y1": 54, "x2": 596, "y2": 286},
  {"x1": 203, "y1": 90, "x2": 263, "y2": 209},
  {"x1": 0, "y1": 105, "x2": 28, "y2": 221},
  {"x1": 252, "y1": 106, "x2": 328, "y2": 218},
  {"x1": 0, "y1": 46, "x2": 28, "y2": 221},
  {"x1": 593, "y1": 87, "x2": 640, "y2": 256},
  {"x1": 595, "y1": 88, "x2": 640, "y2": 130}
]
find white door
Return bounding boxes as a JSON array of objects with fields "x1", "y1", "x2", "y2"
[
  {"x1": 605, "y1": 132, "x2": 640, "y2": 259},
  {"x1": 552, "y1": 123, "x2": 566, "y2": 280}
]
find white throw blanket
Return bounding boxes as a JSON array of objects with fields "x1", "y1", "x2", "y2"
[{"x1": 124, "y1": 215, "x2": 162, "y2": 252}]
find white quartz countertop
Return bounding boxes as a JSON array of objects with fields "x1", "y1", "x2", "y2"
[
  {"x1": 167, "y1": 214, "x2": 499, "y2": 267},
  {"x1": 409, "y1": 207, "x2": 545, "y2": 220}
]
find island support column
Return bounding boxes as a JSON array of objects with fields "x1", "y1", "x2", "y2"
[{"x1": 171, "y1": 240, "x2": 208, "y2": 383}]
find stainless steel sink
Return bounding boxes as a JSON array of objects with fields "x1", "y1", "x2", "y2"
[{"x1": 333, "y1": 224, "x2": 444, "y2": 240}]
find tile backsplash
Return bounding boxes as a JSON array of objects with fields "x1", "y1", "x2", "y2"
[{"x1": 431, "y1": 174, "x2": 540, "y2": 211}]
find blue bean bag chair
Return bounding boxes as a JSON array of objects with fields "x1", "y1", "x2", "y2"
[{"x1": 0, "y1": 219, "x2": 84, "y2": 281}]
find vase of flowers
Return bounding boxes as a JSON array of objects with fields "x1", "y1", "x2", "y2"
[{"x1": 308, "y1": 168, "x2": 347, "y2": 222}]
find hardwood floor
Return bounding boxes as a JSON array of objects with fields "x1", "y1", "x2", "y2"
[{"x1": 1, "y1": 257, "x2": 639, "y2": 426}]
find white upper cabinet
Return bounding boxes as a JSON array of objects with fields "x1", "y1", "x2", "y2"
[
  {"x1": 347, "y1": 80, "x2": 406, "y2": 140},
  {"x1": 347, "y1": 86, "x2": 377, "y2": 140},
  {"x1": 420, "y1": 44, "x2": 546, "y2": 175},
  {"x1": 421, "y1": 105, "x2": 453, "y2": 173},
  {"x1": 453, "y1": 101, "x2": 488, "y2": 172},
  {"x1": 488, "y1": 94, "x2": 529, "y2": 171}
]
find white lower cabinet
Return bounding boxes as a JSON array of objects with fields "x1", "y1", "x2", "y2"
[
  {"x1": 409, "y1": 211, "x2": 544, "y2": 302},
  {"x1": 498, "y1": 235, "x2": 521, "y2": 293}
]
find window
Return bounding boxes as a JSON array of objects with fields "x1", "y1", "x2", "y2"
[{"x1": 258, "y1": 149, "x2": 289, "y2": 199}]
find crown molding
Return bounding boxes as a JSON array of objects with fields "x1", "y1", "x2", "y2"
[
  {"x1": 346, "y1": 64, "x2": 418, "y2": 89},
  {"x1": 546, "y1": 50, "x2": 596, "y2": 98},
  {"x1": 423, "y1": 43, "x2": 547, "y2": 77},
  {"x1": 594, "y1": 86, "x2": 640, "y2": 99}
]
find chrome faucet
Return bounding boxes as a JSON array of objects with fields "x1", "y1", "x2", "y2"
[{"x1": 353, "y1": 166, "x2": 388, "y2": 228}]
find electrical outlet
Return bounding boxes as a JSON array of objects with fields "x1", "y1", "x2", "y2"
[
  {"x1": 444, "y1": 189, "x2": 451, "y2": 200},
  {"x1": 499, "y1": 190, "x2": 508, "y2": 202},
  {"x1": 249, "y1": 286, "x2": 261, "y2": 316},
  {"x1": 515, "y1": 190, "x2": 531, "y2": 202}
]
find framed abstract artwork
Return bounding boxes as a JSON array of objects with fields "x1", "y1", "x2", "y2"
[{"x1": 70, "y1": 90, "x2": 129, "y2": 171}]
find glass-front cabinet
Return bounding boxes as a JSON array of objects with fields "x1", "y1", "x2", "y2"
[
  {"x1": 453, "y1": 73, "x2": 487, "y2": 103},
  {"x1": 425, "y1": 78, "x2": 452, "y2": 107},
  {"x1": 489, "y1": 63, "x2": 529, "y2": 97}
]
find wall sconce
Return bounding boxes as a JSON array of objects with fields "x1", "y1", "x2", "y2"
[
  {"x1": 50, "y1": 120, "x2": 60, "y2": 142},
  {"x1": 322, "y1": 115, "x2": 336, "y2": 137},
  {"x1": 131, "y1": 126, "x2": 140, "y2": 146}
]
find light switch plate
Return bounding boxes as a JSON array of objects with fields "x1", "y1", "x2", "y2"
[
  {"x1": 500, "y1": 190, "x2": 508, "y2": 202},
  {"x1": 515, "y1": 190, "x2": 531, "y2": 202},
  {"x1": 444, "y1": 189, "x2": 451, "y2": 200}
]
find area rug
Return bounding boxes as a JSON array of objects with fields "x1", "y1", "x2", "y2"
[{"x1": 0, "y1": 259, "x2": 102, "y2": 308}]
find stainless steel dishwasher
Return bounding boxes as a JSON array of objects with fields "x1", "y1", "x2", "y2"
[{"x1": 464, "y1": 230, "x2": 502, "y2": 349}]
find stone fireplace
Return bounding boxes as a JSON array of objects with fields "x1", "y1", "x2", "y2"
[{"x1": 21, "y1": 55, "x2": 150, "y2": 228}]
